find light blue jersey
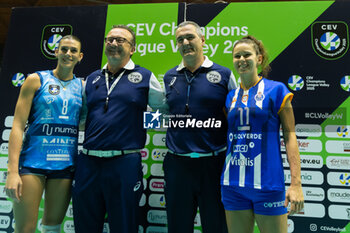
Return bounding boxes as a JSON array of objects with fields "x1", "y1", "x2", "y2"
[
  {"x1": 221, "y1": 78, "x2": 293, "y2": 191},
  {"x1": 20, "y1": 70, "x2": 83, "y2": 170}
]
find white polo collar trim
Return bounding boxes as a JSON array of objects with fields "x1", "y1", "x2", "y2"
[
  {"x1": 176, "y1": 56, "x2": 213, "y2": 71},
  {"x1": 102, "y1": 59, "x2": 135, "y2": 73}
]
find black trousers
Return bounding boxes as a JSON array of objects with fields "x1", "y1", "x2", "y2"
[{"x1": 163, "y1": 151, "x2": 228, "y2": 233}]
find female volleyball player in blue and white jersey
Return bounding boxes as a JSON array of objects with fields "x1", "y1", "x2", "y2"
[
  {"x1": 221, "y1": 35, "x2": 304, "y2": 233},
  {"x1": 5, "y1": 35, "x2": 83, "y2": 233}
]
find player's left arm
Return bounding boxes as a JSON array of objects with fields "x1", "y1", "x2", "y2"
[
  {"x1": 79, "y1": 79, "x2": 87, "y2": 131},
  {"x1": 279, "y1": 98, "x2": 304, "y2": 215}
]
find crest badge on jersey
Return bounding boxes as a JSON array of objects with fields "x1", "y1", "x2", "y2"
[
  {"x1": 311, "y1": 21, "x2": 349, "y2": 60},
  {"x1": 41, "y1": 24, "x2": 73, "y2": 60},
  {"x1": 48, "y1": 84, "x2": 60, "y2": 95},
  {"x1": 206, "y1": 71, "x2": 221, "y2": 83},
  {"x1": 242, "y1": 94, "x2": 249, "y2": 105},
  {"x1": 128, "y1": 72, "x2": 143, "y2": 83},
  {"x1": 254, "y1": 92, "x2": 265, "y2": 102}
]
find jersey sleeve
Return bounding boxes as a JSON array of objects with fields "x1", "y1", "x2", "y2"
[
  {"x1": 225, "y1": 89, "x2": 236, "y2": 112},
  {"x1": 227, "y1": 72, "x2": 237, "y2": 91},
  {"x1": 275, "y1": 82, "x2": 294, "y2": 114}
]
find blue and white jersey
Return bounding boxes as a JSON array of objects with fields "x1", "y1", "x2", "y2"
[
  {"x1": 20, "y1": 70, "x2": 83, "y2": 170},
  {"x1": 221, "y1": 78, "x2": 293, "y2": 191},
  {"x1": 163, "y1": 56, "x2": 237, "y2": 154}
]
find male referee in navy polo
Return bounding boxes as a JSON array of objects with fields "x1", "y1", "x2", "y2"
[
  {"x1": 163, "y1": 21, "x2": 237, "y2": 233},
  {"x1": 72, "y1": 25, "x2": 166, "y2": 233}
]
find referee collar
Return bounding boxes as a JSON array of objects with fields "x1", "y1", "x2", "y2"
[
  {"x1": 176, "y1": 56, "x2": 213, "y2": 72},
  {"x1": 101, "y1": 59, "x2": 135, "y2": 74}
]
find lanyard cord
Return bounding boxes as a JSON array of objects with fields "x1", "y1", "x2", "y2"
[
  {"x1": 184, "y1": 68, "x2": 200, "y2": 114},
  {"x1": 104, "y1": 69, "x2": 126, "y2": 112}
]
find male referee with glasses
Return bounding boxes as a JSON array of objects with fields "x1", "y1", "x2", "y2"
[{"x1": 72, "y1": 25, "x2": 166, "y2": 233}]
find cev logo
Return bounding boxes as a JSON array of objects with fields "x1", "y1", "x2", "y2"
[
  {"x1": 339, "y1": 173, "x2": 350, "y2": 185},
  {"x1": 288, "y1": 75, "x2": 304, "y2": 91},
  {"x1": 337, "y1": 126, "x2": 348, "y2": 137},
  {"x1": 151, "y1": 149, "x2": 167, "y2": 161},
  {"x1": 12, "y1": 73, "x2": 25, "y2": 87},
  {"x1": 153, "y1": 150, "x2": 161, "y2": 159},
  {"x1": 160, "y1": 195, "x2": 166, "y2": 207},
  {"x1": 340, "y1": 76, "x2": 350, "y2": 92}
]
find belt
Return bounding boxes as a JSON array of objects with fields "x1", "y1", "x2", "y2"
[
  {"x1": 82, "y1": 148, "x2": 140, "y2": 158},
  {"x1": 168, "y1": 147, "x2": 226, "y2": 158}
]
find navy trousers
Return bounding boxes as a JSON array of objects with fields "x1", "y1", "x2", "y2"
[{"x1": 72, "y1": 152, "x2": 143, "y2": 233}]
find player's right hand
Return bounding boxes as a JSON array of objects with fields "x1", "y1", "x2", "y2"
[{"x1": 4, "y1": 172, "x2": 23, "y2": 202}]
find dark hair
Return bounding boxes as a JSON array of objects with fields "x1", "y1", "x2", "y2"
[
  {"x1": 58, "y1": 35, "x2": 82, "y2": 51},
  {"x1": 112, "y1": 24, "x2": 136, "y2": 48},
  {"x1": 233, "y1": 35, "x2": 271, "y2": 77},
  {"x1": 177, "y1": 21, "x2": 203, "y2": 37}
]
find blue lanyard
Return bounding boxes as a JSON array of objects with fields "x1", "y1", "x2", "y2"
[{"x1": 184, "y1": 69, "x2": 199, "y2": 114}]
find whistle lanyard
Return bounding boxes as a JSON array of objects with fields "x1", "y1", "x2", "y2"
[
  {"x1": 104, "y1": 69, "x2": 126, "y2": 112},
  {"x1": 184, "y1": 70, "x2": 198, "y2": 114}
]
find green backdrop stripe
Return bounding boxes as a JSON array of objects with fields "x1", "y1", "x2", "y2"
[
  {"x1": 104, "y1": 3, "x2": 180, "y2": 81},
  {"x1": 202, "y1": 1, "x2": 335, "y2": 73}
]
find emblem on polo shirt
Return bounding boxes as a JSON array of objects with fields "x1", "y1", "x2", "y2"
[
  {"x1": 169, "y1": 76, "x2": 177, "y2": 87},
  {"x1": 92, "y1": 76, "x2": 101, "y2": 84},
  {"x1": 48, "y1": 84, "x2": 60, "y2": 95},
  {"x1": 206, "y1": 71, "x2": 221, "y2": 83},
  {"x1": 128, "y1": 72, "x2": 143, "y2": 83}
]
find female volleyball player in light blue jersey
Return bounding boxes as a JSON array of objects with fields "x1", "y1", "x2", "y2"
[{"x1": 5, "y1": 35, "x2": 83, "y2": 233}]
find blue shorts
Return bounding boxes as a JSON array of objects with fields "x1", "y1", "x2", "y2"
[
  {"x1": 19, "y1": 166, "x2": 74, "y2": 179},
  {"x1": 221, "y1": 185, "x2": 287, "y2": 216}
]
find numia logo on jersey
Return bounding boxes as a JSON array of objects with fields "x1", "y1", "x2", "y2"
[{"x1": 230, "y1": 154, "x2": 254, "y2": 167}]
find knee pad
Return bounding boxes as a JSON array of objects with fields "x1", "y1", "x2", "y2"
[{"x1": 41, "y1": 224, "x2": 61, "y2": 233}]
